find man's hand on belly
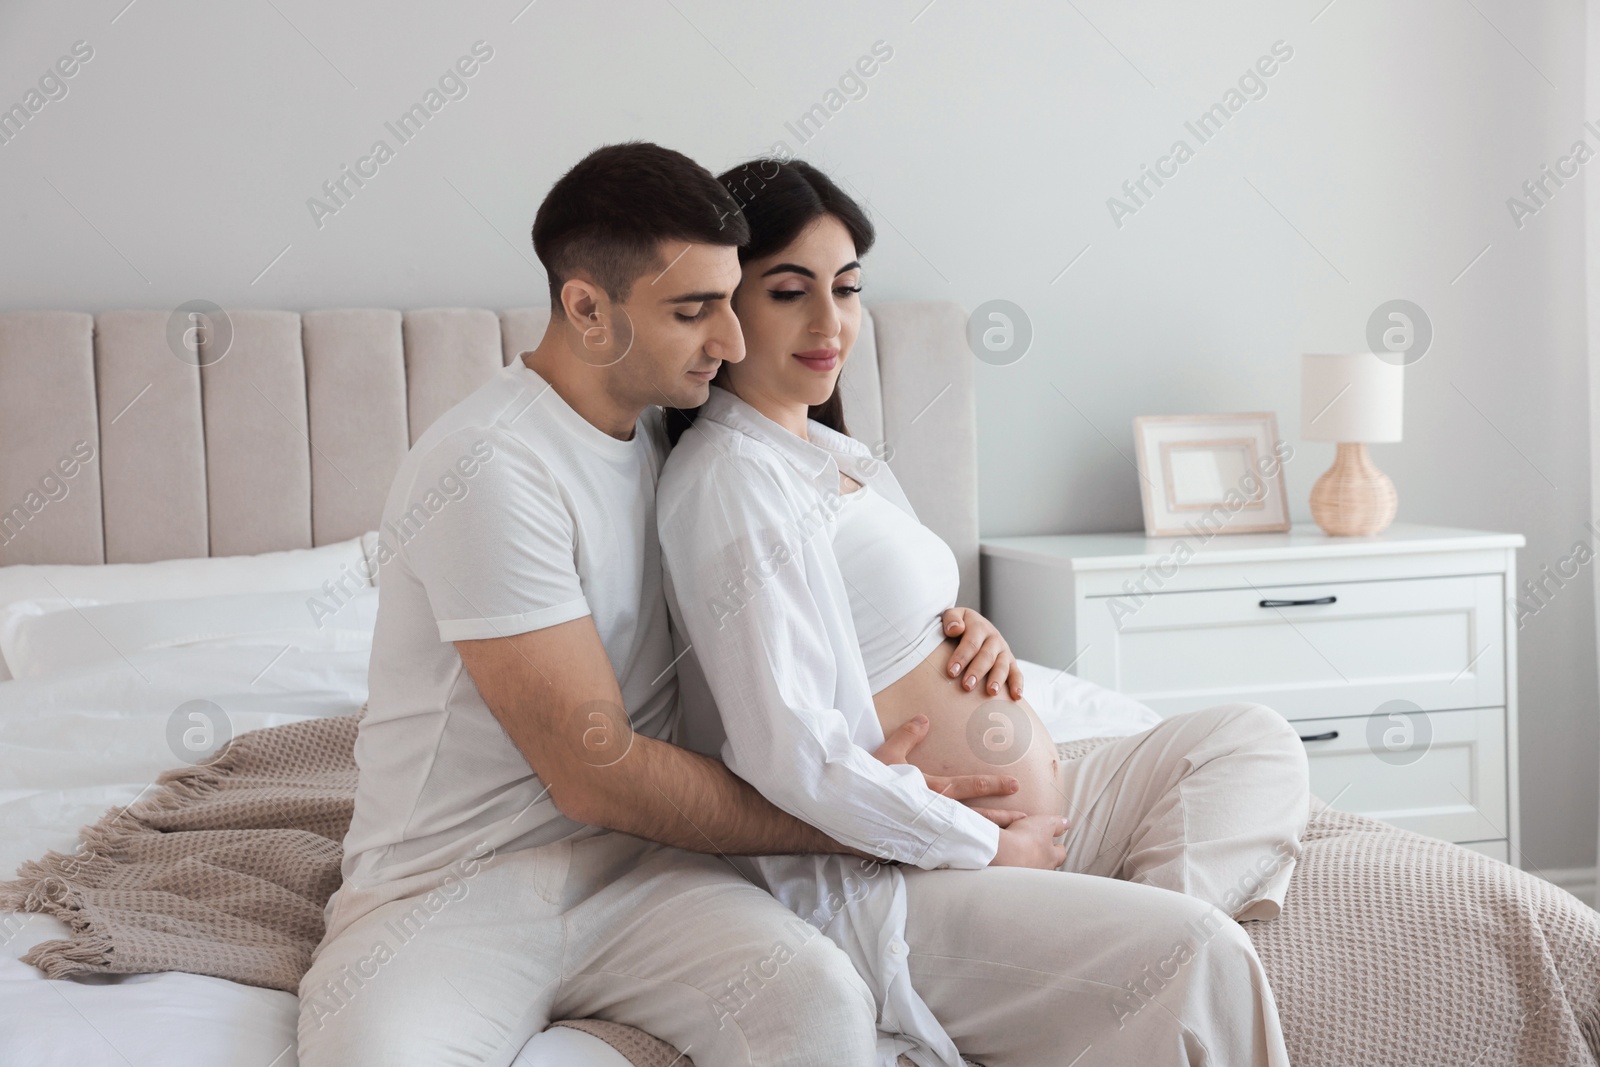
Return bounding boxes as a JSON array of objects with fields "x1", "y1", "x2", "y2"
[{"x1": 871, "y1": 712, "x2": 1030, "y2": 825}]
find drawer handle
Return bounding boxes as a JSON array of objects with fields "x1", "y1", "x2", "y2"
[
  {"x1": 1297, "y1": 730, "x2": 1339, "y2": 743},
  {"x1": 1259, "y1": 595, "x2": 1337, "y2": 608}
]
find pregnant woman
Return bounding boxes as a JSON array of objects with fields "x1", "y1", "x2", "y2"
[{"x1": 657, "y1": 157, "x2": 1306, "y2": 1067}]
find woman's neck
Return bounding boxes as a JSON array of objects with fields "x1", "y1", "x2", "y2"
[{"x1": 720, "y1": 382, "x2": 810, "y2": 440}]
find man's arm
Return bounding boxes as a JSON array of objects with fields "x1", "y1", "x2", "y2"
[{"x1": 457, "y1": 615, "x2": 886, "y2": 860}]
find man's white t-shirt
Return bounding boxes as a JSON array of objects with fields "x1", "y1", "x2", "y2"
[{"x1": 322, "y1": 358, "x2": 675, "y2": 943}]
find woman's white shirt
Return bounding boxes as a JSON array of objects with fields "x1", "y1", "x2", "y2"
[{"x1": 657, "y1": 385, "x2": 998, "y2": 1067}]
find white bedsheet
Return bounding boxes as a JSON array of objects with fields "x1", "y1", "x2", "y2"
[{"x1": 0, "y1": 640, "x2": 1156, "y2": 1067}]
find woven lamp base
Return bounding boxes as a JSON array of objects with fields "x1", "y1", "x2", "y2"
[{"x1": 1309, "y1": 442, "x2": 1396, "y2": 536}]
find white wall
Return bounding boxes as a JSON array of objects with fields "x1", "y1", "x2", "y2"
[{"x1": 1, "y1": 0, "x2": 1593, "y2": 873}]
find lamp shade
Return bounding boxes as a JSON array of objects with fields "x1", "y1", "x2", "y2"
[{"x1": 1300, "y1": 352, "x2": 1404, "y2": 443}]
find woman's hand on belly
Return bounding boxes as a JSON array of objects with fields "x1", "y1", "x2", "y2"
[
  {"x1": 939, "y1": 608, "x2": 1024, "y2": 701},
  {"x1": 993, "y1": 813, "x2": 1071, "y2": 870}
]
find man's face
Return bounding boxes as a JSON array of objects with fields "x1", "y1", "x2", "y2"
[{"x1": 576, "y1": 241, "x2": 746, "y2": 411}]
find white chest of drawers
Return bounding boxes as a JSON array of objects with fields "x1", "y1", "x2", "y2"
[{"x1": 980, "y1": 523, "x2": 1525, "y2": 863}]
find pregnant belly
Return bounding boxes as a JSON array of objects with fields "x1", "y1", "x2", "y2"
[{"x1": 873, "y1": 637, "x2": 1062, "y2": 822}]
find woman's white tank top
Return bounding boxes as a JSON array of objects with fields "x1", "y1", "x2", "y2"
[{"x1": 830, "y1": 482, "x2": 959, "y2": 694}]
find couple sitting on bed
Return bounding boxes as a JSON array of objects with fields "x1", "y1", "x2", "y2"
[{"x1": 298, "y1": 141, "x2": 1310, "y2": 1067}]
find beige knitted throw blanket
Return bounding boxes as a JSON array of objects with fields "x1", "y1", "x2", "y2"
[{"x1": 3, "y1": 716, "x2": 1598, "y2": 1067}]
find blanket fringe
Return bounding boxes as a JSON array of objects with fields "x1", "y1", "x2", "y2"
[
  {"x1": 0, "y1": 714, "x2": 358, "y2": 914},
  {"x1": 138, "y1": 738, "x2": 250, "y2": 810},
  {"x1": 3, "y1": 738, "x2": 248, "y2": 896},
  {"x1": 21, "y1": 923, "x2": 117, "y2": 977},
  {"x1": 0, "y1": 712, "x2": 364, "y2": 989},
  {"x1": 0, "y1": 740, "x2": 243, "y2": 910},
  {"x1": 0, "y1": 867, "x2": 118, "y2": 977},
  {"x1": 1, "y1": 820, "x2": 147, "y2": 891},
  {"x1": 1581, "y1": 1003, "x2": 1600, "y2": 1061}
]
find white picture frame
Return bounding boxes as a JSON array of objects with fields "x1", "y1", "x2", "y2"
[{"x1": 1132, "y1": 412, "x2": 1291, "y2": 537}]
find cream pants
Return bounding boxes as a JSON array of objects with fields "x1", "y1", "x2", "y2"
[
  {"x1": 298, "y1": 703, "x2": 1307, "y2": 1067},
  {"x1": 899, "y1": 702, "x2": 1309, "y2": 1066},
  {"x1": 296, "y1": 831, "x2": 881, "y2": 1067}
]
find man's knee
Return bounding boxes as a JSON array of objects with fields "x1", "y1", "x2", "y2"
[
  {"x1": 299, "y1": 982, "x2": 540, "y2": 1067},
  {"x1": 702, "y1": 930, "x2": 878, "y2": 1066},
  {"x1": 778, "y1": 932, "x2": 878, "y2": 1024},
  {"x1": 297, "y1": 981, "x2": 415, "y2": 1067},
  {"x1": 719, "y1": 923, "x2": 875, "y2": 1031},
  {"x1": 296, "y1": 929, "x2": 546, "y2": 1067},
  {"x1": 297, "y1": 949, "x2": 418, "y2": 1067}
]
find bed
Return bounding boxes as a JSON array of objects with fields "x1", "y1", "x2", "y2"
[{"x1": 0, "y1": 302, "x2": 1596, "y2": 1067}]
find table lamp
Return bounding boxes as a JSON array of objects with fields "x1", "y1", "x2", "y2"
[{"x1": 1300, "y1": 352, "x2": 1404, "y2": 536}]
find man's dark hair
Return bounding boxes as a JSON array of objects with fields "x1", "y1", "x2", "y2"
[{"x1": 531, "y1": 141, "x2": 749, "y2": 313}]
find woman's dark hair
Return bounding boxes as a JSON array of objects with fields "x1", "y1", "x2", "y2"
[
  {"x1": 533, "y1": 141, "x2": 748, "y2": 312},
  {"x1": 664, "y1": 158, "x2": 875, "y2": 447}
]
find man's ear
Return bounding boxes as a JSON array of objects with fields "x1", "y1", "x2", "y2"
[
  {"x1": 559, "y1": 274, "x2": 604, "y2": 325},
  {"x1": 558, "y1": 273, "x2": 635, "y2": 368}
]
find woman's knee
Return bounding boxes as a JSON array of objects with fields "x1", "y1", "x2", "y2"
[
  {"x1": 1192, "y1": 904, "x2": 1270, "y2": 980},
  {"x1": 1180, "y1": 703, "x2": 1309, "y2": 835},
  {"x1": 1131, "y1": 895, "x2": 1266, "y2": 990},
  {"x1": 1101, "y1": 899, "x2": 1281, "y2": 1060},
  {"x1": 1207, "y1": 703, "x2": 1306, "y2": 760}
]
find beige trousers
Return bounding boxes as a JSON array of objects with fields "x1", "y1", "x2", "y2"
[
  {"x1": 901, "y1": 702, "x2": 1308, "y2": 1067},
  {"x1": 297, "y1": 831, "x2": 881, "y2": 1067}
]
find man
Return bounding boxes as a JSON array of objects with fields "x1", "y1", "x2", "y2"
[{"x1": 296, "y1": 141, "x2": 1037, "y2": 1067}]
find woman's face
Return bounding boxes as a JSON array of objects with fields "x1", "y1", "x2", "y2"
[{"x1": 724, "y1": 214, "x2": 862, "y2": 413}]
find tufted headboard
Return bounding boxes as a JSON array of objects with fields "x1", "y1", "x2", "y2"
[{"x1": 0, "y1": 300, "x2": 981, "y2": 603}]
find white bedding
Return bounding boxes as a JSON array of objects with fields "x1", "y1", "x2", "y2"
[{"x1": 0, "y1": 630, "x2": 1156, "y2": 1066}]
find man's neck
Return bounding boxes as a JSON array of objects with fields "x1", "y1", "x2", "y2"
[{"x1": 520, "y1": 330, "x2": 641, "y2": 441}]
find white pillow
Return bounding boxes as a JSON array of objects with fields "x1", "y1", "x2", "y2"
[
  {"x1": 1015, "y1": 657, "x2": 1163, "y2": 742},
  {"x1": 0, "y1": 586, "x2": 379, "y2": 681},
  {"x1": 0, "y1": 534, "x2": 378, "y2": 681}
]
